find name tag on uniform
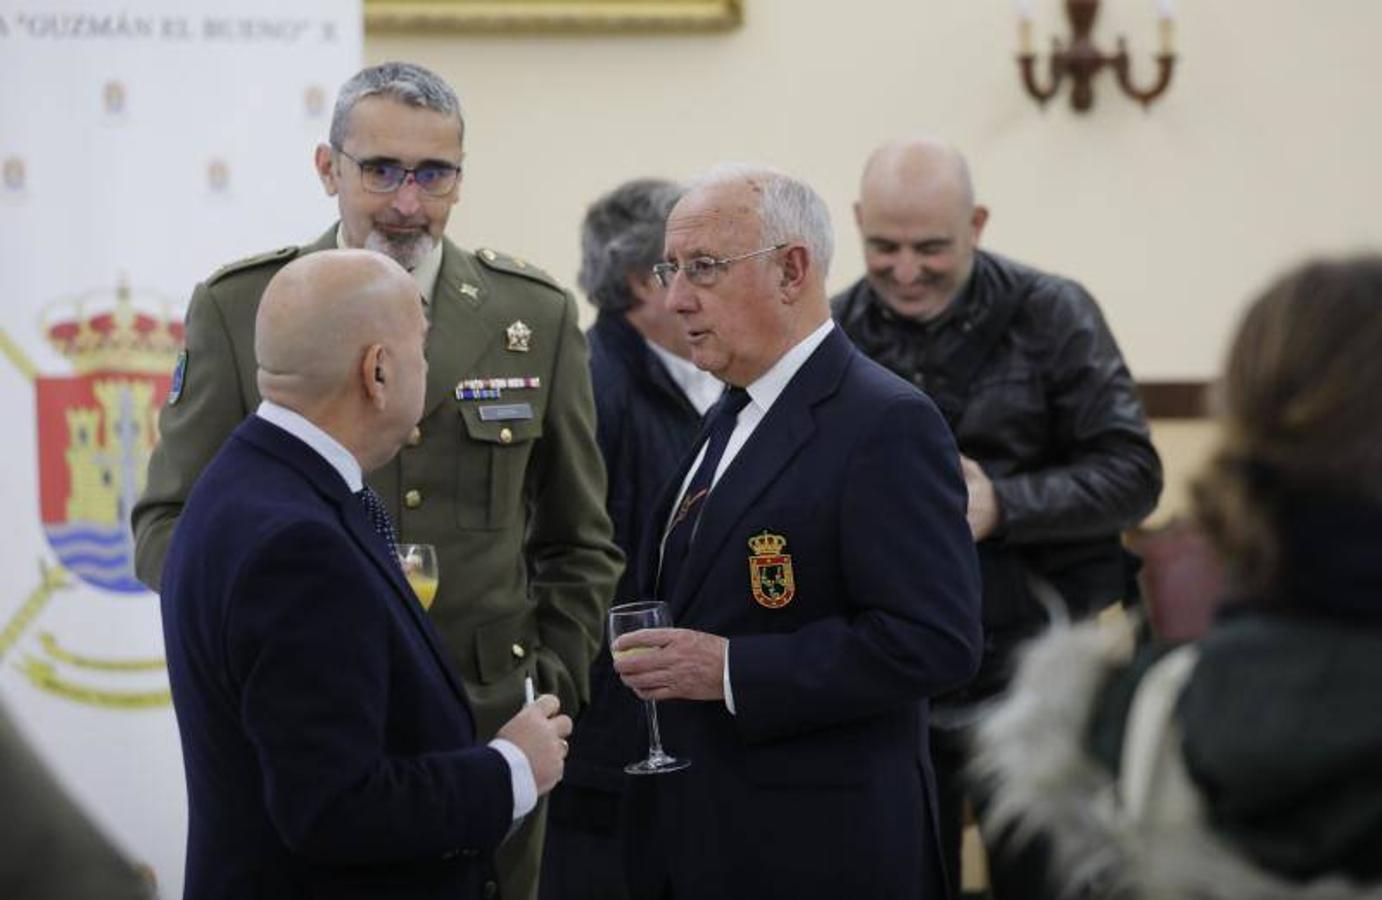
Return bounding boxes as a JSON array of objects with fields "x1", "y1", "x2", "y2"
[{"x1": 478, "y1": 402, "x2": 533, "y2": 422}]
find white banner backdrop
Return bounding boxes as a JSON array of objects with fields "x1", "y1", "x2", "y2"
[{"x1": 0, "y1": 4, "x2": 360, "y2": 894}]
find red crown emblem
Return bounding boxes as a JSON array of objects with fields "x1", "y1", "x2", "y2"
[{"x1": 42, "y1": 277, "x2": 184, "y2": 375}]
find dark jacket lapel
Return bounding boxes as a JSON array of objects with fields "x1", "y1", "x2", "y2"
[
  {"x1": 670, "y1": 328, "x2": 855, "y2": 619},
  {"x1": 234, "y1": 416, "x2": 471, "y2": 705},
  {"x1": 597, "y1": 313, "x2": 702, "y2": 418}
]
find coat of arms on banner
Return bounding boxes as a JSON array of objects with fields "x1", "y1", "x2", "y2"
[
  {"x1": 0, "y1": 279, "x2": 183, "y2": 707},
  {"x1": 747, "y1": 530, "x2": 795, "y2": 609}
]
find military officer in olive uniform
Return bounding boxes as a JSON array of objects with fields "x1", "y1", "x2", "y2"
[{"x1": 132, "y1": 62, "x2": 622, "y2": 900}]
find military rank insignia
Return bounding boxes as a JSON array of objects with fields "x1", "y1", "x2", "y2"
[
  {"x1": 747, "y1": 531, "x2": 795, "y2": 609},
  {"x1": 506, "y1": 320, "x2": 532, "y2": 352}
]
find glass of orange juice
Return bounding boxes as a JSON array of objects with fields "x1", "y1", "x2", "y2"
[{"x1": 397, "y1": 543, "x2": 439, "y2": 610}]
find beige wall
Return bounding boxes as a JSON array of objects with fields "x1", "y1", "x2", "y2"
[
  {"x1": 368, "y1": 0, "x2": 1382, "y2": 380},
  {"x1": 1146, "y1": 418, "x2": 1219, "y2": 524},
  {"x1": 368, "y1": 1, "x2": 1382, "y2": 525}
]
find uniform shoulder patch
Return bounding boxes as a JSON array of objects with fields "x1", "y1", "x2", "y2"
[
  {"x1": 207, "y1": 245, "x2": 300, "y2": 285},
  {"x1": 474, "y1": 247, "x2": 563, "y2": 293}
]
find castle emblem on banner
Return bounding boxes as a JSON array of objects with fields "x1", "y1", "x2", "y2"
[
  {"x1": 0, "y1": 278, "x2": 183, "y2": 707},
  {"x1": 36, "y1": 282, "x2": 182, "y2": 591}
]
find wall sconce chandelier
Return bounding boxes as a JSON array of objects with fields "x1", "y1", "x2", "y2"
[{"x1": 1016, "y1": 0, "x2": 1176, "y2": 112}]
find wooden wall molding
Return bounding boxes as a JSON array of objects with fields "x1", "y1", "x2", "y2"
[{"x1": 1138, "y1": 380, "x2": 1210, "y2": 419}]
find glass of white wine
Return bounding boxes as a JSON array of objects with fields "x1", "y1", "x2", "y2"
[
  {"x1": 397, "y1": 543, "x2": 439, "y2": 611},
  {"x1": 608, "y1": 600, "x2": 690, "y2": 775}
]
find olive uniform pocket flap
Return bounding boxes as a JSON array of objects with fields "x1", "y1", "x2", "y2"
[
  {"x1": 474, "y1": 609, "x2": 541, "y2": 685},
  {"x1": 459, "y1": 404, "x2": 544, "y2": 444}
]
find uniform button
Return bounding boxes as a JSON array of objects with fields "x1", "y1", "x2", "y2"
[
  {"x1": 461, "y1": 847, "x2": 480, "y2": 859},
  {"x1": 404, "y1": 489, "x2": 422, "y2": 509},
  {"x1": 407, "y1": 426, "x2": 422, "y2": 446},
  {"x1": 498, "y1": 427, "x2": 513, "y2": 444},
  {"x1": 511, "y1": 643, "x2": 526, "y2": 659},
  {"x1": 480, "y1": 248, "x2": 497, "y2": 262},
  {"x1": 483, "y1": 880, "x2": 499, "y2": 898}
]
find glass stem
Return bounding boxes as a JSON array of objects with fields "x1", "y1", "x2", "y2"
[{"x1": 644, "y1": 700, "x2": 668, "y2": 758}]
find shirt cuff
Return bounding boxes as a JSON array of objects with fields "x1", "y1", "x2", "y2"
[
  {"x1": 489, "y1": 738, "x2": 537, "y2": 821},
  {"x1": 723, "y1": 640, "x2": 736, "y2": 715}
]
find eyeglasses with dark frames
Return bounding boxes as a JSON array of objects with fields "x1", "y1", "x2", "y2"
[
  {"x1": 333, "y1": 146, "x2": 461, "y2": 198},
  {"x1": 651, "y1": 243, "x2": 788, "y2": 289}
]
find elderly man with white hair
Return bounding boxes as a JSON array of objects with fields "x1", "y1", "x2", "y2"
[{"x1": 612, "y1": 166, "x2": 982, "y2": 900}]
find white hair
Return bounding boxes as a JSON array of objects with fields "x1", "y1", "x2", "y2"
[{"x1": 690, "y1": 163, "x2": 834, "y2": 279}]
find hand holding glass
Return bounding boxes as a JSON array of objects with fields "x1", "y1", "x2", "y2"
[
  {"x1": 397, "y1": 543, "x2": 439, "y2": 610},
  {"x1": 608, "y1": 600, "x2": 690, "y2": 775}
]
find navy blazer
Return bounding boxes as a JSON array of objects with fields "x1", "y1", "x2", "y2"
[
  {"x1": 161, "y1": 416, "x2": 512, "y2": 900},
  {"x1": 629, "y1": 327, "x2": 983, "y2": 900}
]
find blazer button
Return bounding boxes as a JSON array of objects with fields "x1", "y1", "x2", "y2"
[
  {"x1": 483, "y1": 880, "x2": 499, "y2": 898},
  {"x1": 511, "y1": 643, "x2": 526, "y2": 660},
  {"x1": 407, "y1": 426, "x2": 422, "y2": 446},
  {"x1": 498, "y1": 427, "x2": 513, "y2": 445},
  {"x1": 404, "y1": 489, "x2": 422, "y2": 509}
]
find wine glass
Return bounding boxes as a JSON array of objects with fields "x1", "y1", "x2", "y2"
[
  {"x1": 608, "y1": 600, "x2": 690, "y2": 775},
  {"x1": 397, "y1": 543, "x2": 439, "y2": 611}
]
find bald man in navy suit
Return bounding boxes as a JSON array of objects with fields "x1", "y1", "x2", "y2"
[
  {"x1": 160, "y1": 250, "x2": 573, "y2": 900},
  {"x1": 613, "y1": 167, "x2": 983, "y2": 900}
]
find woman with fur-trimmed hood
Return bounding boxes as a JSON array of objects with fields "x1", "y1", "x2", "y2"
[{"x1": 972, "y1": 255, "x2": 1382, "y2": 900}]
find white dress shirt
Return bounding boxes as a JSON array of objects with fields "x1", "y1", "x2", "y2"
[
  {"x1": 255, "y1": 400, "x2": 537, "y2": 820},
  {"x1": 658, "y1": 320, "x2": 836, "y2": 713},
  {"x1": 257, "y1": 400, "x2": 362, "y2": 490}
]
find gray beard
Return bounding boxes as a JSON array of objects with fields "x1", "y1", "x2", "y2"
[{"x1": 365, "y1": 229, "x2": 435, "y2": 271}]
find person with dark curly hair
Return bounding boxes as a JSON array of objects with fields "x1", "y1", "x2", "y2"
[{"x1": 973, "y1": 254, "x2": 1382, "y2": 899}]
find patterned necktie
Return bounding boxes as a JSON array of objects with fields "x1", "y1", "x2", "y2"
[
  {"x1": 355, "y1": 486, "x2": 401, "y2": 567},
  {"x1": 658, "y1": 387, "x2": 751, "y2": 601}
]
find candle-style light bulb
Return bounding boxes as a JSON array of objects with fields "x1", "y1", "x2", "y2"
[{"x1": 1158, "y1": 16, "x2": 1174, "y2": 55}]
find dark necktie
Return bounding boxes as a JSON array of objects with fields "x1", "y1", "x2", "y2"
[
  {"x1": 355, "y1": 486, "x2": 401, "y2": 566},
  {"x1": 658, "y1": 387, "x2": 751, "y2": 601}
]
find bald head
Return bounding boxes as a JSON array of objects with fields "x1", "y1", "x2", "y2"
[
  {"x1": 256, "y1": 249, "x2": 429, "y2": 470},
  {"x1": 855, "y1": 138, "x2": 987, "y2": 321},
  {"x1": 256, "y1": 250, "x2": 417, "y2": 402},
  {"x1": 860, "y1": 138, "x2": 974, "y2": 211}
]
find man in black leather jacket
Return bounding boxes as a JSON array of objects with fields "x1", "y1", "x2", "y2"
[{"x1": 832, "y1": 138, "x2": 1162, "y2": 899}]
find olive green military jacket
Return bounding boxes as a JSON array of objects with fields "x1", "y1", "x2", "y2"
[{"x1": 133, "y1": 228, "x2": 623, "y2": 738}]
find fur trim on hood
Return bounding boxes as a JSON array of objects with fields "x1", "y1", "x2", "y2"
[{"x1": 968, "y1": 622, "x2": 1382, "y2": 900}]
